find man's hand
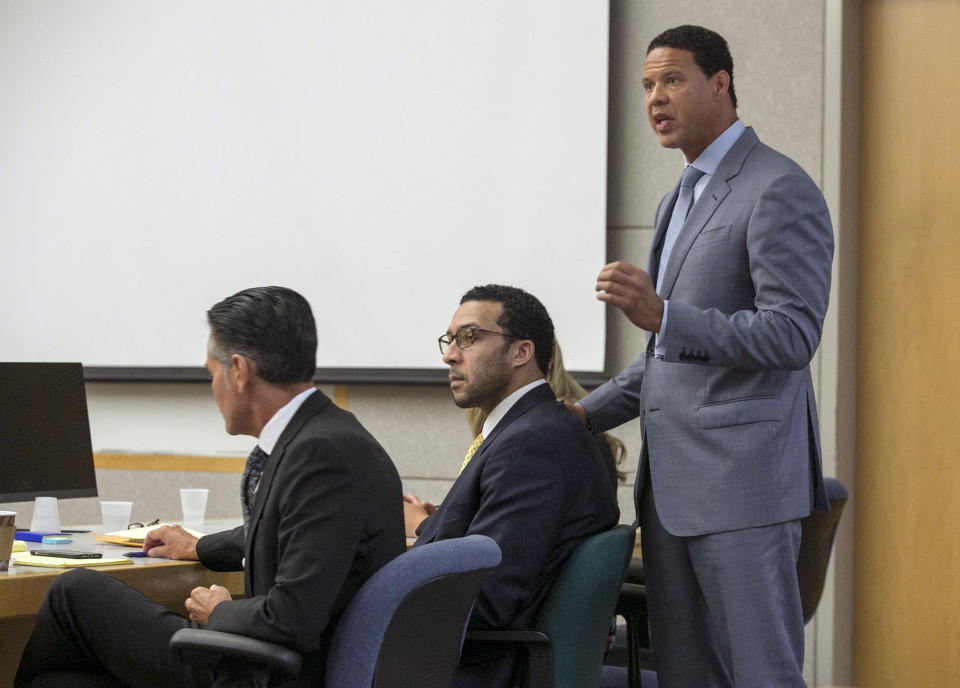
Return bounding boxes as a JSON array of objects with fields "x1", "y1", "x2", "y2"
[
  {"x1": 402, "y1": 494, "x2": 436, "y2": 538},
  {"x1": 185, "y1": 584, "x2": 231, "y2": 626},
  {"x1": 563, "y1": 401, "x2": 589, "y2": 428},
  {"x1": 142, "y1": 525, "x2": 199, "y2": 560},
  {"x1": 595, "y1": 261, "x2": 664, "y2": 332}
]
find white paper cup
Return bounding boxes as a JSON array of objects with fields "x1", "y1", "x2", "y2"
[
  {"x1": 0, "y1": 511, "x2": 16, "y2": 572},
  {"x1": 29, "y1": 496, "x2": 62, "y2": 533},
  {"x1": 100, "y1": 501, "x2": 133, "y2": 533},
  {"x1": 180, "y1": 489, "x2": 209, "y2": 530}
]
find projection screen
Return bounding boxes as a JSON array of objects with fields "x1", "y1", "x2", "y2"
[{"x1": 0, "y1": 1, "x2": 609, "y2": 374}]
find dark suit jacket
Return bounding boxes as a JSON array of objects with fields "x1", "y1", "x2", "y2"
[
  {"x1": 196, "y1": 389, "x2": 406, "y2": 686},
  {"x1": 415, "y1": 383, "x2": 619, "y2": 631}
]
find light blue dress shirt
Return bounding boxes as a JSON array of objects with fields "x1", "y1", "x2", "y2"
[{"x1": 655, "y1": 119, "x2": 745, "y2": 357}]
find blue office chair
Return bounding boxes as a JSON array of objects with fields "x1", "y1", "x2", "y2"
[
  {"x1": 170, "y1": 534, "x2": 502, "y2": 688},
  {"x1": 601, "y1": 477, "x2": 849, "y2": 688}
]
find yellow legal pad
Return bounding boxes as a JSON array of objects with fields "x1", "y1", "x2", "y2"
[{"x1": 12, "y1": 552, "x2": 133, "y2": 568}]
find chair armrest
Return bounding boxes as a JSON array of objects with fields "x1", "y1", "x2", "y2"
[
  {"x1": 464, "y1": 629, "x2": 550, "y2": 645},
  {"x1": 463, "y1": 630, "x2": 552, "y2": 688},
  {"x1": 617, "y1": 582, "x2": 646, "y2": 605},
  {"x1": 615, "y1": 583, "x2": 648, "y2": 633},
  {"x1": 169, "y1": 628, "x2": 302, "y2": 679},
  {"x1": 625, "y1": 557, "x2": 644, "y2": 585},
  {"x1": 613, "y1": 582, "x2": 650, "y2": 686}
]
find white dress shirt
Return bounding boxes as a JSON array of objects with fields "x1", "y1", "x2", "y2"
[
  {"x1": 257, "y1": 387, "x2": 317, "y2": 454},
  {"x1": 481, "y1": 379, "x2": 548, "y2": 438}
]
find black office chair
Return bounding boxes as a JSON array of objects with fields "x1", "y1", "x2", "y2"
[
  {"x1": 797, "y1": 477, "x2": 848, "y2": 623},
  {"x1": 170, "y1": 534, "x2": 501, "y2": 688},
  {"x1": 602, "y1": 477, "x2": 849, "y2": 688}
]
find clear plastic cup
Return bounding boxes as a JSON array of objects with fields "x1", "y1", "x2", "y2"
[
  {"x1": 180, "y1": 489, "x2": 209, "y2": 531},
  {"x1": 100, "y1": 501, "x2": 133, "y2": 533}
]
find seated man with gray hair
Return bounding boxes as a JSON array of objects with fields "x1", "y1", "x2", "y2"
[{"x1": 16, "y1": 286, "x2": 406, "y2": 688}]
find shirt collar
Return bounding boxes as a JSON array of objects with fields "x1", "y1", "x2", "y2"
[
  {"x1": 684, "y1": 118, "x2": 745, "y2": 175},
  {"x1": 481, "y1": 379, "x2": 548, "y2": 438},
  {"x1": 257, "y1": 387, "x2": 317, "y2": 455}
]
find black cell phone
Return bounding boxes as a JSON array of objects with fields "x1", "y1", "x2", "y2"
[{"x1": 30, "y1": 549, "x2": 102, "y2": 559}]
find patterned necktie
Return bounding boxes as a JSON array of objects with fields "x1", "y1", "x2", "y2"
[
  {"x1": 459, "y1": 434, "x2": 484, "y2": 474},
  {"x1": 657, "y1": 164, "x2": 706, "y2": 291},
  {"x1": 241, "y1": 445, "x2": 269, "y2": 534}
]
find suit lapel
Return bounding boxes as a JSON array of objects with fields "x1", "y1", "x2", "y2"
[
  {"x1": 246, "y1": 390, "x2": 331, "y2": 547},
  {"x1": 418, "y1": 384, "x2": 553, "y2": 544},
  {"x1": 469, "y1": 384, "x2": 552, "y2": 464},
  {"x1": 658, "y1": 128, "x2": 759, "y2": 299}
]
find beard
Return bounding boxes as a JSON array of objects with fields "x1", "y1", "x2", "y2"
[{"x1": 450, "y1": 356, "x2": 513, "y2": 411}]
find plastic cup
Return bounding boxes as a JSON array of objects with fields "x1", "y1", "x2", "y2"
[
  {"x1": 180, "y1": 489, "x2": 209, "y2": 531},
  {"x1": 29, "y1": 496, "x2": 62, "y2": 533},
  {"x1": 0, "y1": 511, "x2": 16, "y2": 572},
  {"x1": 100, "y1": 501, "x2": 133, "y2": 534}
]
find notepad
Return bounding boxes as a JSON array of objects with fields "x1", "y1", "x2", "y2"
[
  {"x1": 94, "y1": 524, "x2": 204, "y2": 547},
  {"x1": 12, "y1": 552, "x2": 133, "y2": 568}
]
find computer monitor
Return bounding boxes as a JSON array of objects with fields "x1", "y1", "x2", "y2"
[{"x1": 0, "y1": 362, "x2": 98, "y2": 502}]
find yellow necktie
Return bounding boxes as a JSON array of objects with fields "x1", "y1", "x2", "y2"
[{"x1": 460, "y1": 434, "x2": 484, "y2": 474}]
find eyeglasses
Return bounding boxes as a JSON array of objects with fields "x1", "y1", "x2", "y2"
[
  {"x1": 128, "y1": 518, "x2": 160, "y2": 529},
  {"x1": 438, "y1": 327, "x2": 519, "y2": 355}
]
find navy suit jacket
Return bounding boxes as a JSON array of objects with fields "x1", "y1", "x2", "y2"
[
  {"x1": 415, "y1": 383, "x2": 619, "y2": 630},
  {"x1": 196, "y1": 389, "x2": 406, "y2": 685}
]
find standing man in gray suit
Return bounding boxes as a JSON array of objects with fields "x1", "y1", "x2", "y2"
[{"x1": 571, "y1": 26, "x2": 833, "y2": 687}]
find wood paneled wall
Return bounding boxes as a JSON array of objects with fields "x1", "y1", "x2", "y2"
[{"x1": 855, "y1": 1, "x2": 960, "y2": 684}]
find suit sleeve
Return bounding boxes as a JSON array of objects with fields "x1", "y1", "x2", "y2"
[
  {"x1": 205, "y1": 437, "x2": 364, "y2": 653},
  {"x1": 465, "y1": 429, "x2": 567, "y2": 629},
  {"x1": 661, "y1": 172, "x2": 834, "y2": 370},
  {"x1": 579, "y1": 353, "x2": 646, "y2": 433},
  {"x1": 196, "y1": 525, "x2": 245, "y2": 571}
]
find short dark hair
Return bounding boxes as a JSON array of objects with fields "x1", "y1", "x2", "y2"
[
  {"x1": 648, "y1": 25, "x2": 737, "y2": 109},
  {"x1": 207, "y1": 286, "x2": 317, "y2": 384},
  {"x1": 460, "y1": 284, "x2": 554, "y2": 375}
]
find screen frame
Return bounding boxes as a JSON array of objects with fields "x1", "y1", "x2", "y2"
[{"x1": 0, "y1": 362, "x2": 99, "y2": 503}]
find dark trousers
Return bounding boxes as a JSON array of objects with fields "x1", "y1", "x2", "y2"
[{"x1": 15, "y1": 568, "x2": 208, "y2": 688}]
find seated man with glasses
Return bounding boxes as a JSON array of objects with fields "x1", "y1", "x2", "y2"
[{"x1": 405, "y1": 284, "x2": 619, "y2": 688}]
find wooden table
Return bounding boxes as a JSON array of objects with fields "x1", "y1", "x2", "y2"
[{"x1": 0, "y1": 526, "x2": 244, "y2": 688}]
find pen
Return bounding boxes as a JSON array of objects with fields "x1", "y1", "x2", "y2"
[{"x1": 123, "y1": 551, "x2": 149, "y2": 558}]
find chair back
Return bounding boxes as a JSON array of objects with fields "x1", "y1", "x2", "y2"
[
  {"x1": 325, "y1": 534, "x2": 501, "y2": 688},
  {"x1": 798, "y1": 477, "x2": 848, "y2": 623},
  {"x1": 532, "y1": 524, "x2": 636, "y2": 688}
]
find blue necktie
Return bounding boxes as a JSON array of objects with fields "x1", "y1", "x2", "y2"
[
  {"x1": 657, "y1": 165, "x2": 706, "y2": 292},
  {"x1": 242, "y1": 445, "x2": 269, "y2": 535}
]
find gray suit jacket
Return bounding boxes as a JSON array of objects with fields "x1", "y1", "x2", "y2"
[{"x1": 582, "y1": 127, "x2": 833, "y2": 537}]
